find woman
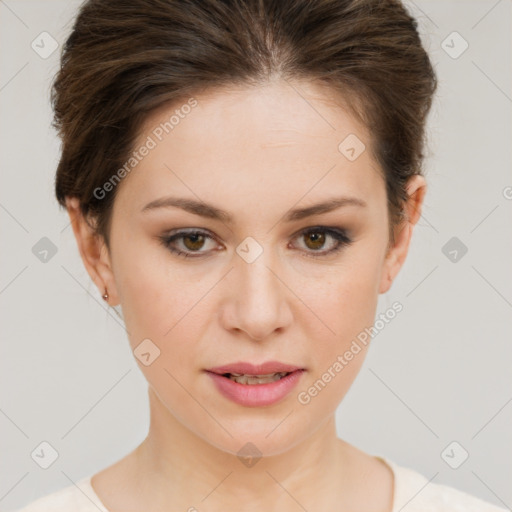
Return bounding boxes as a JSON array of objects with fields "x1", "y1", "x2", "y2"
[{"x1": 15, "y1": 0, "x2": 507, "y2": 510}]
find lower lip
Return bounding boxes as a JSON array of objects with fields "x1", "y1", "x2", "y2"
[{"x1": 206, "y1": 370, "x2": 305, "y2": 407}]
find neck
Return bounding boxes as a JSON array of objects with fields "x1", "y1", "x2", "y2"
[{"x1": 131, "y1": 386, "x2": 354, "y2": 511}]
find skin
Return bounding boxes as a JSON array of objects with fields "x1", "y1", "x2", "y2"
[{"x1": 66, "y1": 78, "x2": 426, "y2": 512}]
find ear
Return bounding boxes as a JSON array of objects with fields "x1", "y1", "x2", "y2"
[
  {"x1": 379, "y1": 175, "x2": 427, "y2": 294},
  {"x1": 65, "y1": 197, "x2": 120, "y2": 305}
]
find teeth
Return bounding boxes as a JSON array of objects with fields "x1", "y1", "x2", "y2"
[{"x1": 227, "y1": 372, "x2": 289, "y2": 384}]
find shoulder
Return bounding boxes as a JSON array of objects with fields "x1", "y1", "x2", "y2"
[
  {"x1": 384, "y1": 458, "x2": 508, "y2": 512},
  {"x1": 12, "y1": 477, "x2": 109, "y2": 512}
]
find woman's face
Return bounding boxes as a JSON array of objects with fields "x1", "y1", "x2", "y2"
[{"x1": 72, "y1": 79, "x2": 421, "y2": 457}]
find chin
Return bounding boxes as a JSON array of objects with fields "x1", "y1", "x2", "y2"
[{"x1": 195, "y1": 413, "x2": 314, "y2": 459}]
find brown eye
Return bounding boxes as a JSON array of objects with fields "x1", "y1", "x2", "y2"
[
  {"x1": 293, "y1": 227, "x2": 353, "y2": 258},
  {"x1": 160, "y1": 226, "x2": 353, "y2": 260},
  {"x1": 160, "y1": 230, "x2": 218, "y2": 258},
  {"x1": 303, "y1": 231, "x2": 327, "y2": 250},
  {"x1": 182, "y1": 233, "x2": 206, "y2": 251}
]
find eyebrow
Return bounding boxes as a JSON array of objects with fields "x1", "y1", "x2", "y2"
[{"x1": 141, "y1": 195, "x2": 367, "y2": 223}]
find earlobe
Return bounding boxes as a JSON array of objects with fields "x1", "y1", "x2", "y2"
[
  {"x1": 378, "y1": 175, "x2": 427, "y2": 294},
  {"x1": 65, "y1": 197, "x2": 119, "y2": 305}
]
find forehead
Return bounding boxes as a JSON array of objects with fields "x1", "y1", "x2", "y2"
[
  {"x1": 139, "y1": 79, "x2": 368, "y2": 147},
  {"x1": 116, "y1": 80, "x2": 384, "y2": 216}
]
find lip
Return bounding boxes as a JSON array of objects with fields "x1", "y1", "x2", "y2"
[
  {"x1": 207, "y1": 361, "x2": 304, "y2": 375},
  {"x1": 205, "y1": 361, "x2": 306, "y2": 407}
]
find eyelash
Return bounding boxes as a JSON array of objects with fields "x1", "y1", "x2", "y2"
[{"x1": 159, "y1": 226, "x2": 353, "y2": 260}]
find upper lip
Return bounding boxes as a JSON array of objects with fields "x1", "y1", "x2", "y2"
[{"x1": 207, "y1": 361, "x2": 304, "y2": 376}]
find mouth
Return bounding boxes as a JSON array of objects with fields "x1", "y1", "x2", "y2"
[
  {"x1": 205, "y1": 362, "x2": 306, "y2": 407},
  {"x1": 220, "y1": 371, "x2": 292, "y2": 385},
  {"x1": 206, "y1": 361, "x2": 304, "y2": 382}
]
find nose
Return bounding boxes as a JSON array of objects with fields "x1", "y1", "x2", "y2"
[{"x1": 219, "y1": 247, "x2": 293, "y2": 342}]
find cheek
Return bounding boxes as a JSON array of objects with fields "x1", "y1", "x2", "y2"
[
  {"x1": 308, "y1": 255, "x2": 383, "y2": 349},
  {"x1": 116, "y1": 257, "x2": 207, "y2": 412},
  {"x1": 295, "y1": 249, "x2": 383, "y2": 404},
  {"x1": 113, "y1": 243, "x2": 206, "y2": 352},
  {"x1": 295, "y1": 279, "x2": 377, "y2": 415}
]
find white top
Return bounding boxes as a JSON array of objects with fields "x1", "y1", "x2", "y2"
[{"x1": 13, "y1": 457, "x2": 508, "y2": 512}]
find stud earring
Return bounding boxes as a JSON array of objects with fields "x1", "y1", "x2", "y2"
[{"x1": 102, "y1": 289, "x2": 109, "y2": 300}]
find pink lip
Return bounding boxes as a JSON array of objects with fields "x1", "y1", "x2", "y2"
[
  {"x1": 207, "y1": 361, "x2": 304, "y2": 375},
  {"x1": 205, "y1": 361, "x2": 306, "y2": 407}
]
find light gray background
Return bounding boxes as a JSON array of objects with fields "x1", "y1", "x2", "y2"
[{"x1": 1, "y1": 0, "x2": 511, "y2": 510}]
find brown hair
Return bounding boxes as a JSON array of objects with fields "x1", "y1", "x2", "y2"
[{"x1": 52, "y1": 0, "x2": 437, "y2": 250}]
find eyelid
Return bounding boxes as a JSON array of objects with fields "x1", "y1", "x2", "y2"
[
  {"x1": 160, "y1": 225, "x2": 353, "y2": 259},
  {"x1": 160, "y1": 228, "x2": 220, "y2": 258},
  {"x1": 291, "y1": 226, "x2": 352, "y2": 258}
]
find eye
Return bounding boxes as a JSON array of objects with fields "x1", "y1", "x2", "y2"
[
  {"x1": 159, "y1": 226, "x2": 353, "y2": 259},
  {"x1": 291, "y1": 226, "x2": 353, "y2": 258},
  {"x1": 159, "y1": 229, "x2": 219, "y2": 258}
]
